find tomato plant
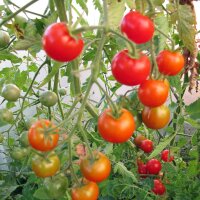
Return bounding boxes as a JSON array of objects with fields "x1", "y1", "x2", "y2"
[
  {"x1": 80, "y1": 151, "x2": 111, "y2": 182},
  {"x1": 146, "y1": 159, "x2": 162, "y2": 175},
  {"x1": 42, "y1": 22, "x2": 84, "y2": 62},
  {"x1": 161, "y1": 149, "x2": 174, "y2": 162},
  {"x1": 140, "y1": 139, "x2": 153, "y2": 153},
  {"x1": 111, "y1": 50, "x2": 151, "y2": 86},
  {"x1": 1, "y1": 84, "x2": 20, "y2": 102},
  {"x1": 121, "y1": 11, "x2": 154, "y2": 44},
  {"x1": 98, "y1": 108, "x2": 135, "y2": 143},
  {"x1": 133, "y1": 134, "x2": 146, "y2": 147},
  {"x1": 28, "y1": 119, "x2": 59, "y2": 152},
  {"x1": 152, "y1": 179, "x2": 166, "y2": 195}
]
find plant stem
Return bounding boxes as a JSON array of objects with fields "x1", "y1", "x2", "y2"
[
  {"x1": 54, "y1": 0, "x2": 67, "y2": 22},
  {"x1": 0, "y1": 0, "x2": 39, "y2": 27},
  {"x1": 150, "y1": 39, "x2": 159, "y2": 78},
  {"x1": 71, "y1": 60, "x2": 81, "y2": 96},
  {"x1": 71, "y1": 25, "x2": 105, "y2": 35}
]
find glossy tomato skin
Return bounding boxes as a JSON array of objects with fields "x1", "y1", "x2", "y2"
[
  {"x1": 134, "y1": 134, "x2": 146, "y2": 147},
  {"x1": 39, "y1": 90, "x2": 58, "y2": 107},
  {"x1": 1, "y1": 84, "x2": 20, "y2": 102},
  {"x1": 152, "y1": 179, "x2": 166, "y2": 195},
  {"x1": 140, "y1": 139, "x2": 153, "y2": 153},
  {"x1": 28, "y1": 119, "x2": 59, "y2": 152},
  {"x1": 80, "y1": 152, "x2": 111, "y2": 182},
  {"x1": 121, "y1": 11, "x2": 154, "y2": 44},
  {"x1": 98, "y1": 108, "x2": 135, "y2": 143},
  {"x1": 137, "y1": 162, "x2": 147, "y2": 178},
  {"x1": 43, "y1": 22, "x2": 84, "y2": 62},
  {"x1": 142, "y1": 105, "x2": 170, "y2": 129},
  {"x1": 111, "y1": 50, "x2": 151, "y2": 86},
  {"x1": 32, "y1": 153, "x2": 60, "y2": 178},
  {"x1": 156, "y1": 50, "x2": 184, "y2": 76},
  {"x1": 71, "y1": 181, "x2": 99, "y2": 200},
  {"x1": 146, "y1": 159, "x2": 162, "y2": 175},
  {"x1": 138, "y1": 79, "x2": 169, "y2": 107},
  {"x1": 161, "y1": 149, "x2": 174, "y2": 162}
]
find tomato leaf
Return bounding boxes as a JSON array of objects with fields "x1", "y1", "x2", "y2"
[
  {"x1": 185, "y1": 98, "x2": 200, "y2": 120},
  {"x1": 148, "y1": 133, "x2": 177, "y2": 159},
  {"x1": 92, "y1": 0, "x2": 102, "y2": 12},
  {"x1": 33, "y1": 187, "x2": 52, "y2": 200},
  {"x1": 0, "y1": 50, "x2": 22, "y2": 63},
  {"x1": 76, "y1": 0, "x2": 88, "y2": 15}
]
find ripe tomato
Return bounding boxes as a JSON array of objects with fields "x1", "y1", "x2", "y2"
[
  {"x1": 161, "y1": 149, "x2": 174, "y2": 162},
  {"x1": 39, "y1": 90, "x2": 58, "y2": 107},
  {"x1": 138, "y1": 79, "x2": 169, "y2": 107},
  {"x1": 152, "y1": 179, "x2": 166, "y2": 195},
  {"x1": 0, "y1": 108, "x2": 13, "y2": 124},
  {"x1": 1, "y1": 84, "x2": 20, "y2": 102},
  {"x1": 42, "y1": 22, "x2": 84, "y2": 62},
  {"x1": 121, "y1": 11, "x2": 154, "y2": 44},
  {"x1": 32, "y1": 152, "x2": 60, "y2": 178},
  {"x1": 134, "y1": 134, "x2": 146, "y2": 147},
  {"x1": 140, "y1": 139, "x2": 153, "y2": 153},
  {"x1": 111, "y1": 50, "x2": 151, "y2": 86},
  {"x1": 142, "y1": 105, "x2": 170, "y2": 129},
  {"x1": 98, "y1": 108, "x2": 135, "y2": 143},
  {"x1": 146, "y1": 159, "x2": 162, "y2": 174},
  {"x1": 80, "y1": 152, "x2": 111, "y2": 182},
  {"x1": 0, "y1": 31, "x2": 10, "y2": 48},
  {"x1": 137, "y1": 163, "x2": 147, "y2": 178},
  {"x1": 156, "y1": 50, "x2": 184, "y2": 76},
  {"x1": 28, "y1": 119, "x2": 59, "y2": 152},
  {"x1": 71, "y1": 181, "x2": 99, "y2": 200}
]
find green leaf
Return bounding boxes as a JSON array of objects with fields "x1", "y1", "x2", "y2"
[
  {"x1": 44, "y1": 12, "x2": 58, "y2": 26},
  {"x1": 177, "y1": 5, "x2": 196, "y2": 53},
  {"x1": 33, "y1": 187, "x2": 52, "y2": 200},
  {"x1": 38, "y1": 62, "x2": 62, "y2": 88},
  {"x1": 108, "y1": 0, "x2": 125, "y2": 30},
  {"x1": 76, "y1": 0, "x2": 88, "y2": 15},
  {"x1": 92, "y1": 0, "x2": 102, "y2": 12},
  {"x1": 185, "y1": 118, "x2": 200, "y2": 129},
  {"x1": 185, "y1": 98, "x2": 200, "y2": 120},
  {"x1": 0, "y1": 50, "x2": 22, "y2": 63},
  {"x1": 152, "y1": 0, "x2": 165, "y2": 6},
  {"x1": 148, "y1": 133, "x2": 177, "y2": 159},
  {"x1": 114, "y1": 162, "x2": 138, "y2": 183}
]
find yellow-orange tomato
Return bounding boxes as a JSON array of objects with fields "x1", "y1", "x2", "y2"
[
  {"x1": 142, "y1": 105, "x2": 170, "y2": 129},
  {"x1": 71, "y1": 181, "x2": 99, "y2": 200},
  {"x1": 98, "y1": 108, "x2": 135, "y2": 143},
  {"x1": 80, "y1": 152, "x2": 111, "y2": 183},
  {"x1": 28, "y1": 119, "x2": 59, "y2": 152}
]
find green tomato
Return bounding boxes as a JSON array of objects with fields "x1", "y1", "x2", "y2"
[
  {"x1": 39, "y1": 91, "x2": 58, "y2": 107},
  {"x1": 14, "y1": 15, "x2": 27, "y2": 28},
  {"x1": 0, "y1": 108, "x2": 13, "y2": 123},
  {"x1": 58, "y1": 88, "x2": 67, "y2": 96},
  {"x1": 44, "y1": 173, "x2": 68, "y2": 199},
  {"x1": 0, "y1": 31, "x2": 10, "y2": 48},
  {"x1": 10, "y1": 147, "x2": 29, "y2": 160},
  {"x1": 19, "y1": 131, "x2": 29, "y2": 147},
  {"x1": 1, "y1": 84, "x2": 20, "y2": 101},
  {"x1": 0, "y1": 134, "x2": 4, "y2": 143}
]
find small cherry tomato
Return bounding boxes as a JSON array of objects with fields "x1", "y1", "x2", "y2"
[
  {"x1": 28, "y1": 119, "x2": 59, "y2": 152},
  {"x1": 19, "y1": 131, "x2": 29, "y2": 147},
  {"x1": 0, "y1": 30, "x2": 10, "y2": 48},
  {"x1": 138, "y1": 79, "x2": 169, "y2": 107},
  {"x1": 146, "y1": 159, "x2": 162, "y2": 175},
  {"x1": 98, "y1": 108, "x2": 135, "y2": 143},
  {"x1": 161, "y1": 149, "x2": 174, "y2": 162},
  {"x1": 142, "y1": 105, "x2": 170, "y2": 129},
  {"x1": 156, "y1": 50, "x2": 185, "y2": 76},
  {"x1": 0, "y1": 108, "x2": 13, "y2": 124},
  {"x1": 137, "y1": 163, "x2": 147, "y2": 178},
  {"x1": 134, "y1": 134, "x2": 146, "y2": 147},
  {"x1": 1, "y1": 84, "x2": 20, "y2": 102},
  {"x1": 152, "y1": 179, "x2": 166, "y2": 195},
  {"x1": 39, "y1": 91, "x2": 58, "y2": 107},
  {"x1": 140, "y1": 139, "x2": 153, "y2": 153},
  {"x1": 80, "y1": 152, "x2": 111, "y2": 183}
]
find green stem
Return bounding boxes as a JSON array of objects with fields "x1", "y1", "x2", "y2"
[
  {"x1": 85, "y1": 102, "x2": 98, "y2": 119},
  {"x1": 49, "y1": 0, "x2": 55, "y2": 13},
  {"x1": 146, "y1": 0, "x2": 154, "y2": 12},
  {"x1": 71, "y1": 60, "x2": 81, "y2": 96},
  {"x1": 54, "y1": 0, "x2": 67, "y2": 22},
  {"x1": 150, "y1": 39, "x2": 159, "y2": 78},
  {"x1": 103, "y1": 0, "x2": 108, "y2": 27},
  {"x1": 0, "y1": 0, "x2": 39, "y2": 27},
  {"x1": 71, "y1": 25, "x2": 105, "y2": 35}
]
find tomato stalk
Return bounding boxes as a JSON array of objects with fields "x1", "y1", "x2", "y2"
[
  {"x1": 150, "y1": 39, "x2": 159, "y2": 79},
  {"x1": 54, "y1": 0, "x2": 67, "y2": 22}
]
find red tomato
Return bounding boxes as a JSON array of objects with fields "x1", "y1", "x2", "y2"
[
  {"x1": 111, "y1": 50, "x2": 151, "y2": 86},
  {"x1": 32, "y1": 153, "x2": 60, "y2": 178},
  {"x1": 161, "y1": 149, "x2": 174, "y2": 162},
  {"x1": 71, "y1": 181, "x2": 99, "y2": 200},
  {"x1": 28, "y1": 119, "x2": 59, "y2": 152},
  {"x1": 152, "y1": 179, "x2": 166, "y2": 195},
  {"x1": 146, "y1": 159, "x2": 162, "y2": 175},
  {"x1": 42, "y1": 22, "x2": 84, "y2": 62},
  {"x1": 142, "y1": 105, "x2": 170, "y2": 129},
  {"x1": 134, "y1": 134, "x2": 146, "y2": 147},
  {"x1": 156, "y1": 50, "x2": 185, "y2": 76},
  {"x1": 138, "y1": 79, "x2": 169, "y2": 107},
  {"x1": 137, "y1": 163, "x2": 147, "y2": 178},
  {"x1": 121, "y1": 11, "x2": 154, "y2": 44},
  {"x1": 98, "y1": 108, "x2": 135, "y2": 143},
  {"x1": 80, "y1": 152, "x2": 111, "y2": 182},
  {"x1": 140, "y1": 139, "x2": 153, "y2": 153}
]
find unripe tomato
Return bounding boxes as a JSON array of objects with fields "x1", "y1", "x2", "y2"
[
  {"x1": 39, "y1": 91, "x2": 58, "y2": 107},
  {"x1": 0, "y1": 31, "x2": 10, "y2": 48},
  {"x1": 0, "y1": 108, "x2": 13, "y2": 124},
  {"x1": 156, "y1": 50, "x2": 185, "y2": 76},
  {"x1": 140, "y1": 139, "x2": 153, "y2": 153},
  {"x1": 121, "y1": 11, "x2": 154, "y2": 44},
  {"x1": 80, "y1": 152, "x2": 111, "y2": 182},
  {"x1": 1, "y1": 84, "x2": 20, "y2": 101},
  {"x1": 19, "y1": 131, "x2": 29, "y2": 147},
  {"x1": 58, "y1": 88, "x2": 67, "y2": 96},
  {"x1": 0, "y1": 134, "x2": 4, "y2": 143},
  {"x1": 134, "y1": 134, "x2": 146, "y2": 147},
  {"x1": 111, "y1": 50, "x2": 151, "y2": 86},
  {"x1": 71, "y1": 181, "x2": 99, "y2": 200},
  {"x1": 138, "y1": 79, "x2": 169, "y2": 107},
  {"x1": 14, "y1": 15, "x2": 27, "y2": 28},
  {"x1": 10, "y1": 147, "x2": 29, "y2": 160},
  {"x1": 28, "y1": 119, "x2": 59, "y2": 152},
  {"x1": 43, "y1": 22, "x2": 84, "y2": 62},
  {"x1": 98, "y1": 108, "x2": 135, "y2": 143},
  {"x1": 146, "y1": 159, "x2": 162, "y2": 174},
  {"x1": 152, "y1": 179, "x2": 166, "y2": 195},
  {"x1": 32, "y1": 152, "x2": 60, "y2": 178},
  {"x1": 142, "y1": 105, "x2": 170, "y2": 129},
  {"x1": 161, "y1": 149, "x2": 174, "y2": 162}
]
